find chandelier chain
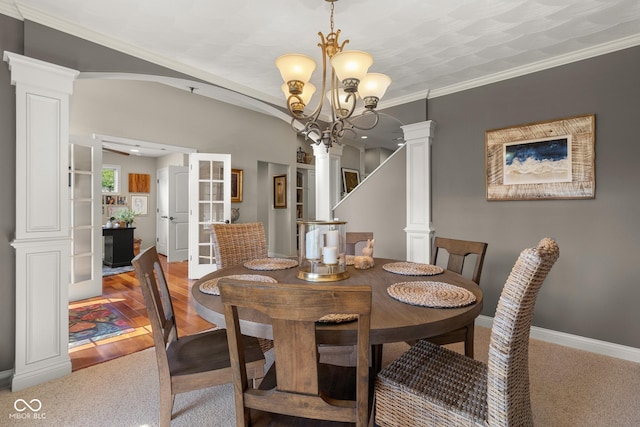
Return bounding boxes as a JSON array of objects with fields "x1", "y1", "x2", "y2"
[{"x1": 330, "y1": 1, "x2": 335, "y2": 34}]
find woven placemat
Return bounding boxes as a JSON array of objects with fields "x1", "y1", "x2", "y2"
[
  {"x1": 244, "y1": 257, "x2": 298, "y2": 271},
  {"x1": 199, "y1": 274, "x2": 277, "y2": 296},
  {"x1": 382, "y1": 262, "x2": 444, "y2": 276},
  {"x1": 387, "y1": 281, "x2": 476, "y2": 308},
  {"x1": 317, "y1": 314, "x2": 358, "y2": 323}
]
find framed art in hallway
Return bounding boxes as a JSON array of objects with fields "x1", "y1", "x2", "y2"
[
  {"x1": 273, "y1": 174, "x2": 287, "y2": 208},
  {"x1": 342, "y1": 168, "x2": 360, "y2": 194},
  {"x1": 107, "y1": 205, "x2": 127, "y2": 219},
  {"x1": 131, "y1": 195, "x2": 148, "y2": 216},
  {"x1": 486, "y1": 114, "x2": 595, "y2": 200},
  {"x1": 231, "y1": 169, "x2": 243, "y2": 203}
]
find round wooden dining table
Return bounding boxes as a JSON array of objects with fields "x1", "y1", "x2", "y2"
[{"x1": 191, "y1": 257, "x2": 483, "y2": 347}]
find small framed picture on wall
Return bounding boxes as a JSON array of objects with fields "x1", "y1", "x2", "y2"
[
  {"x1": 131, "y1": 195, "x2": 149, "y2": 216},
  {"x1": 273, "y1": 174, "x2": 287, "y2": 209}
]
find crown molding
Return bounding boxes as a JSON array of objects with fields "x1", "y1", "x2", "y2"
[
  {"x1": 16, "y1": 3, "x2": 282, "y2": 107},
  {"x1": 378, "y1": 33, "x2": 640, "y2": 105},
  {"x1": 11, "y1": 3, "x2": 640, "y2": 107},
  {"x1": 428, "y1": 33, "x2": 640, "y2": 99},
  {"x1": 0, "y1": 0, "x2": 22, "y2": 20}
]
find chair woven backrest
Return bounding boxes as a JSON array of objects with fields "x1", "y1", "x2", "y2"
[
  {"x1": 487, "y1": 237, "x2": 560, "y2": 426},
  {"x1": 132, "y1": 247, "x2": 178, "y2": 374},
  {"x1": 345, "y1": 232, "x2": 374, "y2": 256},
  {"x1": 431, "y1": 237, "x2": 488, "y2": 285},
  {"x1": 218, "y1": 279, "x2": 372, "y2": 426},
  {"x1": 211, "y1": 222, "x2": 268, "y2": 268}
]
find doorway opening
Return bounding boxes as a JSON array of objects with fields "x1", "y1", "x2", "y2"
[{"x1": 69, "y1": 135, "x2": 199, "y2": 369}]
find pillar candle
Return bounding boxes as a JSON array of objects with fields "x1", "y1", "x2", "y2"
[
  {"x1": 306, "y1": 229, "x2": 320, "y2": 259},
  {"x1": 323, "y1": 246, "x2": 338, "y2": 264},
  {"x1": 325, "y1": 230, "x2": 340, "y2": 249}
]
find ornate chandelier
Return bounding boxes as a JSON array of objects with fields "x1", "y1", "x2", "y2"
[{"x1": 275, "y1": 0, "x2": 391, "y2": 151}]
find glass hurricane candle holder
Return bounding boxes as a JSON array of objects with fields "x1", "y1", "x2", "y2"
[{"x1": 297, "y1": 220, "x2": 349, "y2": 282}]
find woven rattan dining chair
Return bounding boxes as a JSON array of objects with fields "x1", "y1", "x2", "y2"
[
  {"x1": 375, "y1": 237, "x2": 559, "y2": 427},
  {"x1": 424, "y1": 236, "x2": 488, "y2": 357},
  {"x1": 210, "y1": 222, "x2": 268, "y2": 269},
  {"x1": 210, "y1": 222, "x2": 274, "y2": 352},
  {"x1": 218, "y1": 278, "x2": 372, "y2": 427},
  {"x1": 346, "y1": 231, "x2": 374, "y2": 255},
  {"x1": 132, "y1": 247, "x2": 266, "y2": 427}
]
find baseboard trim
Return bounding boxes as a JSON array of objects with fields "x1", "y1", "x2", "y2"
[
  {"x1": 476, "y1": 315, "x2": 640, "y2": 363},
  {"x1": 0, "y1": 369, "x2": 13, "y2": 390},
  {"x1": 11, "y1": 360, "x2": 72, "y2": 392}
]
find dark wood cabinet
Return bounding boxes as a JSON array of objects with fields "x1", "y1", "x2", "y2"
[{"x1": 103, "y1": 227, "x2": 136, "y2": 267}]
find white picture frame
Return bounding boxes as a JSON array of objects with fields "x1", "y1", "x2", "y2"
[{"x1": 131, "y1": 195, "x2": 149, "y2": 216}]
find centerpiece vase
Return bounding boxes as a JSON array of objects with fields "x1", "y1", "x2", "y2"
[{"x1": 297, "y1": 220, "x2": 348, "y2": 282}]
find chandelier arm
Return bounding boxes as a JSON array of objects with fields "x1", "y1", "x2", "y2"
[
  {"x1": 304, "y1": 120, "x2": 324, "y2": 145},
  {"x1": 343, "y1": 109, "x2": 380, "y2": 131}
]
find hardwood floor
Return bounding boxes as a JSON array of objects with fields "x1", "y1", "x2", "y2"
[{"x1": 69, "y1": 256, "x2": 215, "y2": 371}]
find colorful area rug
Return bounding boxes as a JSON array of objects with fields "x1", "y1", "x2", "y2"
[
  {"x1": 102, "y1": 265, "x2": 135, "y2": 277},
  {"x1": 69, "y1": 303, "x2": 135, "y2": 348}
]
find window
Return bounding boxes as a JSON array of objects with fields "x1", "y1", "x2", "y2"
[{"x1": 102, "y1": 164, "x2": 121, "y2": 194}]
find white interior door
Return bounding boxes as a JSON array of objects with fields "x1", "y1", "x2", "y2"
[
  {"x1": 69, "y1": 136, "x2": 102, "y2": 302},
  {"x1": 188, "y1": 153, "x2": 231, "y2": 279},
  {"x1": 156, "y1": 168, "x2": 169, "y2": 256},
  {"x1": 168, "y1": 165, "x2": 189, "y2": 262}
]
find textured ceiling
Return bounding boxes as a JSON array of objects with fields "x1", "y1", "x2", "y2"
[{"x1": 3, "y1": 0, "x2": 640, "y2": 150}]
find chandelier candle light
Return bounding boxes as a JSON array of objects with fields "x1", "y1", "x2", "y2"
[{"x1": 276, "y1": 0, "x2": 391, "y2": 151}]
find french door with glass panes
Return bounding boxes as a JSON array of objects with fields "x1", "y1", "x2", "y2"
[
  {"x1": 69, "y1": 137, "x2": 102, "y2": 301},
  {"x1": 188, "y1": 153, "x2": 231, "y2": 279}
]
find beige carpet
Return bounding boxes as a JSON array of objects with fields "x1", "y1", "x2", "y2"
[{"x1": 1, "y1": 327, "x2": 638, "y2": 426}]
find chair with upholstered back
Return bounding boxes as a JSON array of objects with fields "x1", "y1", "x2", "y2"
[
  {"x1": 219, "y1": 278, "x2": 372, "y2": 427},
  {"x1": 375, "y1": 238, "x2": 559, "y2": 427},
  {"x1": 424, "y1": 236, "x2": 488, "y2": 357},
  {"x1": 346, "y1": 231, "x2": 374, "y2": 256},
  {"x1": 132, "y1": 246, "x2": 266, "y2": 427},
  {"x1": 211, "y1": 222, "x2": 268, "y2": 269}
]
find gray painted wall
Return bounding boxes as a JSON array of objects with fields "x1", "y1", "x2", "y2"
[
  {"x1": 71, "y1": 78, "x2": 305, "y2": 256},
  {"x1": 0, "y1": 13, "x2": 22, "y2": 375},
  {"x1": 429, "y1": 46, "x2": 640, "y2": 348},
  {"x1": 334, "y1": 147, "x2": 407, "y2": 261}
]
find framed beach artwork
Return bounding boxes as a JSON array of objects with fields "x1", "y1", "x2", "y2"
[{"x1": 486, "y1": 114, "x2": 595, "y2": 200}]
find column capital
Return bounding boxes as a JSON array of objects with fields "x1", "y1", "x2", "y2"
[
  {"x1": 401, "y1": 120, "x2": 435, "y2": 142},
  {"x1": 4, "y1": 51, "x2": 79, "y2": 93},
  {"x1": 311, "y1": 142, "x2": 344, "y2": 158}
]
